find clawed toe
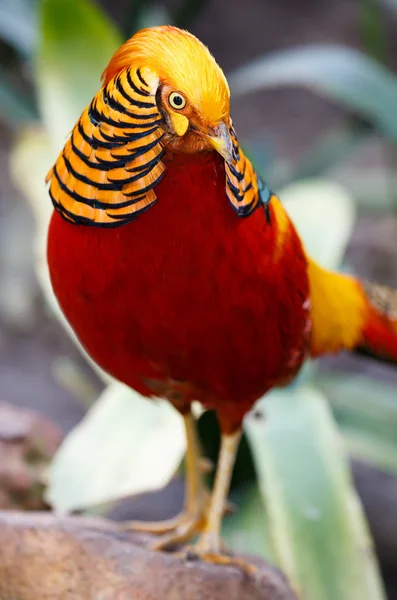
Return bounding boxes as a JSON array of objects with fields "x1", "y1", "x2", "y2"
[
  {"x1": 149, "y1": 514, "x2": 205, "y2": 550},
  {"x1": 178, "y1": 541, "x2": 258, "y2": 577},
  {"x1": 119, "y1": 514, "x2": 188, "y2": 535}
]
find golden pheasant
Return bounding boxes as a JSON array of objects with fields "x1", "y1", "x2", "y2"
[{"x1": 46, "y1": 25, "x2": 397, "y2": 569}]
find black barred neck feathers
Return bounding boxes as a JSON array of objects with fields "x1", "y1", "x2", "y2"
[
  {"x1": 46, "y1": 26, "x2": 272, "y2": 227},
  {"x1": 46, "y1": 66, "x2": 165, "y2": 226}
]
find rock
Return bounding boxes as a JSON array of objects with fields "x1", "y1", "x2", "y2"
[
  {"x1": 0, "y1": 511, "x2": 298, "y2": 600},
  {"x1": 0, "y1": 403, "x2": 62, "y2": 510}
]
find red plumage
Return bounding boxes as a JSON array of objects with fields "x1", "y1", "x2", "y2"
[{"x1": 48, "y1": 151, "x2": 310, "y2": 432}]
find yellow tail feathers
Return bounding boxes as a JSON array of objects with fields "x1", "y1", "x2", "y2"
[{"x1": 308, "y1": 259, "x2": 397, "y2": 362}]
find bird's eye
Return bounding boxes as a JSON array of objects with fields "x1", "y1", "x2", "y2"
[{"x1": 168, "y1": 92, "x2": 186, "y2": 110}]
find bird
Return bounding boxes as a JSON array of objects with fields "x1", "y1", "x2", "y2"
[{"x1": 46, "y1": 25, "x2": 397, "y2": 570}]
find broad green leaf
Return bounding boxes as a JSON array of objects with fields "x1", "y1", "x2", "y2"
[
  {"x1": 37, "y1": 0, "x2": 122, "y2": 151},
  {"x1": 222, "y1": 485, "x2": 273, "y2": 560},
  {"x1": 280, "y1": 179, "x2": 356, "y2": 269},
  {"x1": 315, "y1": 373, "x2": 397, "y2": 427},
  {"x1": 315, "y1": 372, "x2": 397, "y2": 473},
  {"x1": 229, "y1": 45, "x2": 397, "y2": 141},
  {"x1": 245, "y1": 385, "x2": 385, "y2": 600},
  {"x1": 343, "y1": 427, "x2": 397, "y2": 475},
  {"x1": 46, "y1": 382, "x2": 186, "y2": 512}
]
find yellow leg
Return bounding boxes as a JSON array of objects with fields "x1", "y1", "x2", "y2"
[
  {"x1": 194, "y1": 429, "x2": 241, "y2": 554},
  {"x1": 121, "y1": 412, "x2": 207, "y2": 539},
  {"x1": 184, "y1": 411, "x2": 206, "y2": 515},
  {"x1": 188, "y1": 429, "x2": 257, "y2": 575},
  {"x1": 120, "y1": 415, "x2": 243, "y2": 567}
]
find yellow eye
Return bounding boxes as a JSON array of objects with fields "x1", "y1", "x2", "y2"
[{"x1": 168, "y1": 92, "x2": 186, "y2": 110}]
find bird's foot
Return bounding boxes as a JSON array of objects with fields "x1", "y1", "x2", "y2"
[
  {"x1": 119, "y1": 512, "x2": 195, "y2": 535},
  {"x1": 119, "y1": 492, "x2": 234, "y2": 550},
  {"x1": 148, "y1": 511, "x2": 205, "y2": 550},
  {"x1": 180, "y1": 533, "x2": 258, "y2": 576},
  {"x1": 119, "y1": 493, "x2": 207, "y2": 544}
]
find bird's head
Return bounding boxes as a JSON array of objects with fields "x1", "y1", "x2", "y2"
[
  {"x1": 47, "y1": 25, "x2": 265, "y2": 226},
  {"x1": 102, "y1": 25, "x2": 233, "y2": 161}
]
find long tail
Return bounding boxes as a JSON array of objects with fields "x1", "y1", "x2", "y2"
[{"x1": 308, "y1": 258, "x2": 397, "y2": 364}]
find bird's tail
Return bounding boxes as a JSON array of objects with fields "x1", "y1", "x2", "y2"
[{"x1": 308, "y1": 258, "x2": 397, "y2": 363}]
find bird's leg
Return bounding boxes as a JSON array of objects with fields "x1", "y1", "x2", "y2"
[
  {"x1": 193, "y1": 429, "x2": 241, "y2": 554},
  {"x1": 185, "y1": 429, "x2": 257, "y2": 575},
  {"x1": 120, "y1": 412, "x2": 207, "y2": 537}
]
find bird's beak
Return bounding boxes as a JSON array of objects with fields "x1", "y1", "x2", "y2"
[{"x1": 207, "y1": 122, "x2": 233, "y2": 164}]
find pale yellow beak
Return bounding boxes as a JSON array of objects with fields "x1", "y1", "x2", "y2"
[{"x1": 207, "y1": 122, "x2": 233, "y2": 164}]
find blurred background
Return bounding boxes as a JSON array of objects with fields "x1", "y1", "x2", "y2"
[{"x1": 1, "y1": 0, "x2": 397, "y2": 598}]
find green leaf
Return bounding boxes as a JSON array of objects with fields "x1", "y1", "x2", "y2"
[
  {"x1": 360, "y1": 0, "x2": 388, "y2": 65},
  {"x1": 280, "y1": 179, "x2": 356, "y2": 269},
  {"x1": 245, "y1": 385, "x2": 386, "y2": 600},
  {"x1": 222, "y1": 485, "x2": 273, "y2": 560},
  {"x1": 36, "y1": 0, "x2": 122, "y2": 151},
  {"x1": 343, "y1": 427, "x2": 397, "y2": 475},
  {"x1": 229, "y1": 45, "x2": 397, "y2": 141},
  {"x1": 315, "y1": 372, "x2": 397, "y2": 473},
  {"x1": 46, "y1": 382, "x2": 186, "y2": 512},
  {"x1": 315, "y1": 373, "x2": 397, "y2": 427}
]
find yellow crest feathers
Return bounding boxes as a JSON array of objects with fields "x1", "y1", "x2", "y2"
[{"x1": 102, "y1": 26, "x2": 230, "y2": 124}]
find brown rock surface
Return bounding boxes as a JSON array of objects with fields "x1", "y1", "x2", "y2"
[{"x1": 0, "y1": 511, "x2": 298, "y2": 600}]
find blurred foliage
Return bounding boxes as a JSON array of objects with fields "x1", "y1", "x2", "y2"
[
  {"x1": 0, "y1": 0, "x2": 37, "y2": 56},
  {"x1": 46, "y1": 383, "x2": 186, "y2": 512},
  {"x1": 37, "y1": 0, "x2": 122, "y2": 151},
  {"x1": 361, "y1": 0, "x2": 388, "y2": 64},
  {"x1": 246, "y1": 386, "x2": 384, "y2": 600},
  {"x1": 2, "y1": 0, "x2": 397, "y2": 598},
  {"x1": 230, "y1": 46, "x2": 397, "y2": 141}
]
